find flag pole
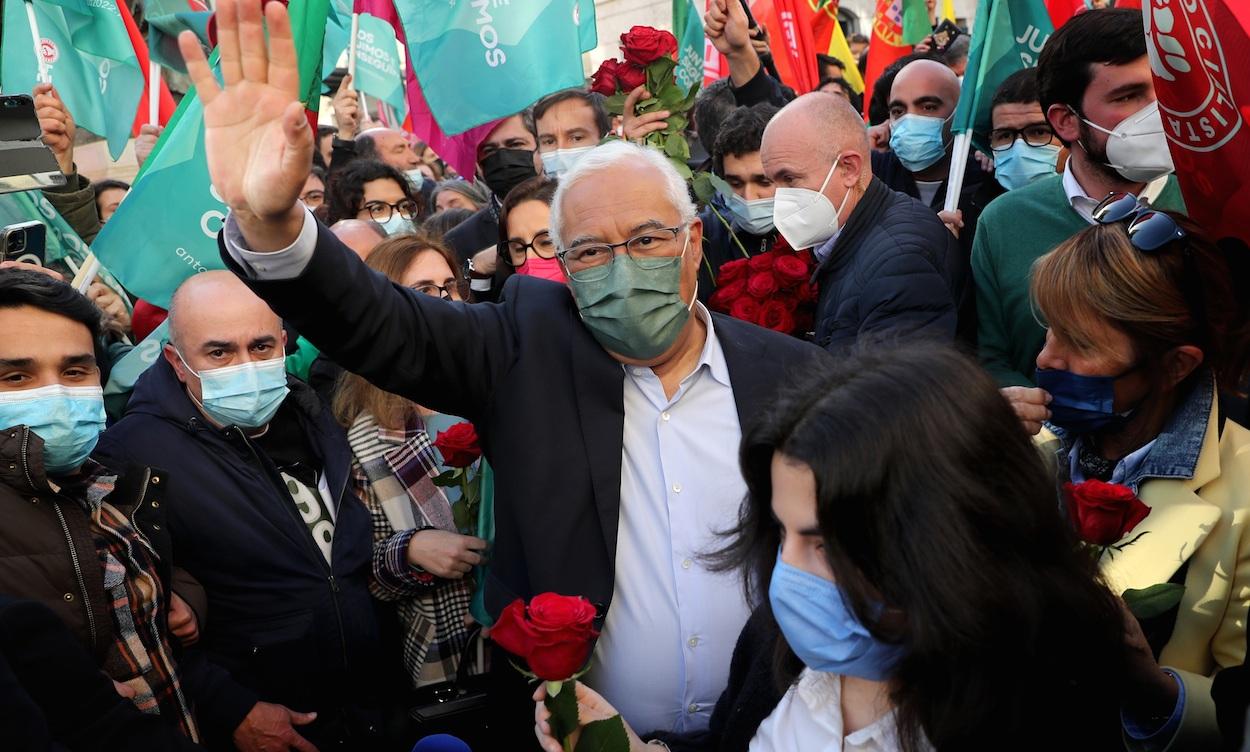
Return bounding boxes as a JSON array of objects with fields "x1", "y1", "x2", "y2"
[
  {"x1": 943, "y1": 132, "x2": 971, "y2": 213},
  {"x1": 71, "y1": 253, "x2": 101, "y2": 294},
  {"x1": 23, "y1": 0, "x2": 51, "y2": 83},
  {"x1": 148, "y1": 60, "x2": 161, "y2": 125},
  {"x1": 348, "y1": 12, "x2": 360, "y2": 86}
]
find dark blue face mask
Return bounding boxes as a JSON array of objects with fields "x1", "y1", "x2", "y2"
[{"x1": 1035, "y1": 367, "x2": 1138, "y2": 434}]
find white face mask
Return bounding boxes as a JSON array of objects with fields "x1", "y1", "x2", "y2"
[
  {"x1": 541, "y1": 146, "x2": 595, "y2": 178},
  {"x1": 404, "y1": 168, "x2": 426, "y2": 191},
  {"x1": 380, "y1": 213, "x2": 413, "y2": 236},
  {"x1": 1080, "y1": 100, "x2": 1175, "y2": 183},
  {"x1": 772, "y1": 159, "x2": 853, "y2": 250}
]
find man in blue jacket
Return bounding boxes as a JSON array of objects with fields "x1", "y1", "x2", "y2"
[{"x1": 95, "y1": 271, "x2": 389, "y2": 751}]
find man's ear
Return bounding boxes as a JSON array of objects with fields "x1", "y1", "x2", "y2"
[
  {"x1": 687, "y1": 217, "x2": 705, "y2": 268},
  {"x1": 1047, "y1": 103, "x2": 1082, "y2": 145},
  {"x1": 838, "y1": 151, "x2": 865, "y2": 189},
  {"x1": 163, "y1": 343, "x2": 187, "y2": 384}
]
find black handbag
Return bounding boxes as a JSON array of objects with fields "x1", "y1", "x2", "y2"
[{"x1": 407, "y1": 625, "x2": 493, "y2": 744}]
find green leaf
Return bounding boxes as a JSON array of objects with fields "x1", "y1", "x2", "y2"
[
  {"x1": 431, "y1": 469, "x2": 460, "y2": 488},
  {"x1": 665, "y1": 134, "x2": 691, "y2": 161},
  {"x1": 645, "y1": 57, "x2": 678, "y2": 93},
  {"x1": 603, "y1": 92, "x2": 627, "y2": 115},
  {"x1": 658, "y1": 83, "x2": 687, "y2": 110},
  {"x1": 574, "y1": 715, "x2": 631, "y2": 752},
  {"x1": 691, "y1": 172, "x2": 716, "y2": 203},
  {"x1": 662, "y1": 114, "x2": 689, "y2": 136},
  {"x1": 545, "y1": 681, "x2": 579, "y2": 742},
  {"x1": 636, "y1": 97, "x2": 661, "y2": 113},
  {"x1": 668, "y1": 157, "x2": 693, "y2": 180},
  {"x1": 706, "y1": 173, "x2": 734, "y2": 198},
  {"x1": 1123, "y1": 583, "x2": 1186, "y2": 619},
  {"x1": 677, "y1": 80, "x2": 703, "y2": 112}
]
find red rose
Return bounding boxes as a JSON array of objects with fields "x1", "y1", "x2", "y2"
[
  {"x1": 729, "y1": 296, "x2": 761, "y2": 323},
  {"x1": 777, "y1": 292, "x2": 800, "y2": 313},
  {"x1": 590, "y1": 59, "x2": 621, "y2": 96},
  {"x1": 757, "y1": 300, "x2": 796, "y2": 333},
  {"x1": 717, "y1": 258, "x2": 749, "y2": 286},
  {"x1": 746, "y1": 271, "x2": 779, "y2": 299},
  {"x1": 616, "y1": 63, "x2": 647, "y2": 93},
  {"x1": 1064, "y1": 480, "x2": 1151, "y2": 546},
  {"x1": 433, "y1": 422, "x2": 481, "y2": 468},
  {"x1": 747, "y1": 253, "x2": 776, "y2": 273},
  {"x1": 490, "y1": 594, "x2": 599, "y2": 681},
  {"x1": 620, "y1": 26, "x2": 678, "y2": 66},
  {"x1": 774, "y1": 254, "x2": 810, "y2": 286},
  {"x1": 708, "y1": 278, "x2": 746, "y2": 313},
  {"x1": 797, "y1": 282, "x2": 818, "y2": 303}
]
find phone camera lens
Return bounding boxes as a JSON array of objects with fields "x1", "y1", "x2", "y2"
[{"x1": 7, "y1": 234, "x2": 25, "y2": 253}]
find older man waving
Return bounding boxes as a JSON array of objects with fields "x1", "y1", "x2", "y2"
[{"x1": 179, "y1": 1, "x2": 828, "y2": 741}]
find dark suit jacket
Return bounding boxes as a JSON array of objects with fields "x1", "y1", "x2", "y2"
[{"x1": 219, "y1": 221, "x2": 831, "y2": 622}]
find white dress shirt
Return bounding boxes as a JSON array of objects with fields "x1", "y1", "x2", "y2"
[
  {"x1": 1062, "y1": 161, "x2": 1171, "y2": 224},
  {"x1": 750, "y1": 670, "x2": 931, "y2": 752},
  {"x1": 583, "y1": 304, "x2": 751, "y2": 735},
  {"x1": 223, "y1": 213, "x2": 753, "y2": 735}
]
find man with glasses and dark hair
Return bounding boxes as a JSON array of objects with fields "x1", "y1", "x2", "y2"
[
  {"x1": 176, "y1": 1, "x2": 830, "y2": 739},
  {"x1": 971, "y1": 9, "x2": 1186, "y2": 388}
]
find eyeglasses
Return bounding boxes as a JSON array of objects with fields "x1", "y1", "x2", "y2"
[
  {"x1": 364, "y1": 199, "x2": 419, "y2": 223},
  {"x1": 410, "y1": 280, "x2": 470, "y2": 301},
  {"x1": 988, "y1": 123, "x2": 1057, "y2": 152},
  {"x1": 300, "y1": 190, "x2": 325, "y2": 207},
  {"x1": 503, "y1": 231, "x2": 557, "y2": 268},
  {"x1": 557, "y1": 226, "x2": 686, "y2": 281},
  {"x1": 1092, "y1": 192, "x2": 1187, "y2": 251}
]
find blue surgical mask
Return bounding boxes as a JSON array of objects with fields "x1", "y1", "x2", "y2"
[
  {"x1": 1035, "y1": 367, "x2": 1137, "y2": 434},
  {"x1": 724, "y1": 192, "x2": 776, "y2": 235},
  {"x1": 541, "y1": 146, "x2": 595, "y2": 178},
  {"x1": 380, "y1": 213, "x2": 413, "y2": 236},
  {"x1": 889, "y1": 114, "x2": 951, "y2": 172},
  {"x1": 769, "y1": 553, "x2": 905, "y2": 681},
  {"x1": 178, "y1": 353, "x2": 290, "y2": 429},
  {"x1": 0, "y1": 384, "x2": 106, "y2": 475},
  {"x1": 994, "y1": 140, "x2": 1060, "y2": 191},
  {"x1": 404, "y1": 169, "x2": 426, "y2": 192}
]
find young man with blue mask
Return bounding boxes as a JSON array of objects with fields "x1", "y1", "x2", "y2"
[
  {"x1": 534, "y1": 89, "x2": 611, "y2": 179},
  {"x1": 95, "y1": 271, "x2": 391, "y2": 751},
  {"x1": 985, "y1": 68, "x2": 1062, "y2": 194},
  {"x1": 971, "y1": 9, "x2": 1186, "y2": 389},
  {"x1": 0, "y1": 268, "x2": 208, "y2": 745},
  {"x1": 696, "y1": 103, "x2": 781, "y2": 303}
]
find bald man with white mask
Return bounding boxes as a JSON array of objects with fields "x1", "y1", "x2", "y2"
[
  {"x1": 96, "y1": 271, "x2": 388, "y2": 751},
  {"x1": 762, "y1": 93, "x2": 973, "y2": 351}
]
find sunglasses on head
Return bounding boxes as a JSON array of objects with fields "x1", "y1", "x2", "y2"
[{"x1": 1092, "y1": 192, "x2": 1187, "y2": 252}]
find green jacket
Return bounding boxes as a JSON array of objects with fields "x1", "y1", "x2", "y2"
[
  {"x1": 41, "y1": 170, "x2": 102, "y2": 245},
  {"x1": 971, "y1": 173, "x2": 1185, "y2": 387}
]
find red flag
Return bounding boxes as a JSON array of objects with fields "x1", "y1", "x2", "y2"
[
  {"x1": 1146, "y1": 0, "x2": 1250, "y2": 246},
  {"x1": 863, "y1": 0, "x2": 910, "y2": 116},
  {"x1": 117, "y1": 0, "x2": 176, "y2": 134},
  {"x1": 753, "y1": 0, "x2": 820, "y2": 92},
  {"x1": 1045, "y1": 0, "x2": 1087, "y2": 28}
]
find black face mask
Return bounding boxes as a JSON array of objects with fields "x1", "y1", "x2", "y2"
[{"x1": 481, "y1": 148, "x2": 537, "y2": 201}]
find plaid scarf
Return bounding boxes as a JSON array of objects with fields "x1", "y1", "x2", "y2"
[
  {"x1": 346, "y1": 413, "x2": 474, "y2": 688},
  {"x1": 67, "y1": 463, "x2": 199, "y2": 741}
]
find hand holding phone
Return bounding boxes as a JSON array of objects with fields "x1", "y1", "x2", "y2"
[{"x1": 1, "y1": 221, "x2": 47, "y2": 267}]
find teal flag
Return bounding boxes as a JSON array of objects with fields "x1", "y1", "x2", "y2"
[
  {"x1": 103, "y1": 320, "x2": 168, "y2": 417},
  {"x1": 353, "y1": 13, "x2": 407, "y2": 119},
  {"x1": 322, "y1": 0, "x2": 351, "y2": 84},
  {"x1": 398, "y1": 0, "x2": 586, "y2": 136},
  {"x1": 1, "y1": 0, "x2": 145, "y2": 159},
  {"x1": 672, "y1": 0, "x2": 703, "y2": 93},
  {"x1": 577, "y1": 0, "x2": 596, "y2": 53},
  {"x1": 145, "y1": 0, "x2": 213, "y2": 74},
  {"x1": 951, "y1": 0, "x2": 1054, "y2": 152},
  {"x1": 91, "y1": 91, "x2": 227, "y2": 309}
]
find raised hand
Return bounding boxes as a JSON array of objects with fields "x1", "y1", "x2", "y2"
[
  {"x1": 620, "y1": 86, "x2": 671, "y2": 143},
  {"x1": 703, "y1": 0, "x2": 759, "y2": 86},
  {"x1": 34, "y1": 83, "x2": 75, "y2": 175},
  {"x1": 134, "y1": 124, "x2": 164, "y2": 168},
  {"x1": 178, "y1": 0, "x2": 311, "y2": 249},
  {"x1": 331, "y1": 74, "x2": 361, "y2": 140}
]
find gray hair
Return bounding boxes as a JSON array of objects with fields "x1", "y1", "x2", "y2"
[
  {"x1": 430, "y1": 179, "x2": 491, "y2": 209},
  {"x1": 549, "y1": 140, "x2": 696, "y2": 249}
]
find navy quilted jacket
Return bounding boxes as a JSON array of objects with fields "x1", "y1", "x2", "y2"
[{"x1": 813, "y1": 177, "x2": 974, "y2": 352}]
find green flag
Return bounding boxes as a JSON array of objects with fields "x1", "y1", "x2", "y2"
[
  {"x1": 353, "y1": 13, "x2": 407, "y2": 119},
  {"x1": 577, "y1": 0, "x2": 597, "y2": 53},
  {"x1": 2, "y1": 0, "x2": 145, "y2": 159},
  {"x1": 287, "y1": 0, "x2": 332, "y2": 120},
  {"x1": 951, "y1": 0, "x2": 1054, "y2": 152},
  {"x1": 145, "y1": 0, "x2": 213, "y2": 74},
  {"x1": 672, "y1": 0, "x2": 703, "y2": 94},
  {"x1": 399, "y1": 0, "x2": 586, "y2": 136},
  {"x1": 901, "y1": 0, "x2": 932, "y2": 46}
]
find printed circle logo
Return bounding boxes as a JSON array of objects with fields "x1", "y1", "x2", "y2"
[
  {"x1": 1145, "y1": 0, "x2": 1242, "y2": 152},
  {"x1": 873, "y1": 0, "x2": 904, "y2": 47},
  {"x1": 38, "y1": 38, "x2": 58, "y2": 65}
]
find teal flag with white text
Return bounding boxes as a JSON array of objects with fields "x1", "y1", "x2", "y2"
[
  {"x1": 1, "y1": 0, "x2": 145, "y2": 159},
  {"x1": 322, "y1": 0, "x2": 352, "y2": 83},
  {"x1": 398, "y1": 0, "x2": 586, "y2": 135},
  {"x1": 672, "y1": 0, "x2": 703, "y2": 93},
  {"x1": 354, "y1": 12, "x2": 407, "y2": 119}
]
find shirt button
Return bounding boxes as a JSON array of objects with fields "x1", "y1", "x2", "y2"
[
  {"x1": 63, "y1": 592, "x2": 74, "y2": 601},
  {"x1": 688, "y1": 637, "x2": 699, "y2": 648},
  {"x1": 661, "y1": 411, "x2": 671, "y2": 422},
  {"x1": 672, "y1": 483, "x2": 682, "y2": 493},
  {"x1": 688, "y1": 703, "x2": 700, "y2": 713},
  {"x1": 150, "y1": 500, "x2": 160, "y2": 509},
  {"x1": 681, "y1": 559, "x2": 693, "y2": 570}
]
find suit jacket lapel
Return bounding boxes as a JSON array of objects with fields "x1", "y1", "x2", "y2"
[{"x1": 570, "y1": 315, "x2": 626, "y2": 562}]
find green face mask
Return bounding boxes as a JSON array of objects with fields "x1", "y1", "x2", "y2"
[{"x1": 568, "y1": 232, "x2": 695, "y2": 361}]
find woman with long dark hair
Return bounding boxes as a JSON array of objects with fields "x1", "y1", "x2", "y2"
[{"x1": 535, "y1": 343, "x2": 1132, "y2": 751}]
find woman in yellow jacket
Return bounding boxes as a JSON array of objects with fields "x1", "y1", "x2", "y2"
[{"x1": 1004, "y1": 198, "x2": 1250, "y2": 750}]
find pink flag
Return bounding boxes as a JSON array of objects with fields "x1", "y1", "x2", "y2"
[{"x1": 352, "y1": 0, "x2": 499, "y2": 177}]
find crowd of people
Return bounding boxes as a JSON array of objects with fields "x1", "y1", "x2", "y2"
[{"x1": 2, "y1": 0, "x2": 1249, "y2": 751}]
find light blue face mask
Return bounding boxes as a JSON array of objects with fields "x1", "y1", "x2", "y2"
[
  {"x1": 541, "y1": 146, "x2": 595, "y2": 178},
  {"x1": 404, "y1": 169, "x2": 426, "y2": 192},
  {"x1": 769, "y1": 552, "x2": 906, "y2": 681},
  {"x1": 380, "y1": 213, "x2": 414, "y2": 236},
  {"x1": 178, "y1": 353, "x2": 290, "y2": 429},
  {"x1": 724, "y1": 192, "x2": 776, "y2": 236},
  {"x1": 994, "y1": 140, "x2": 1060, "y2": 191},
  {"x1": 889, "y1": 113, "x2": 951, "y2": 172},
  {"x1": 0, "y1": 384, "x2": 106, "y2": 475}
]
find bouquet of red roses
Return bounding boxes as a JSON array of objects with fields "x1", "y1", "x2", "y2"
[
  {"x1": 590, "y1": 26, "x2": 701, "y2": 178},
  {"x1": 708, "y1": 240, "x2": 818, "y2": 338}
]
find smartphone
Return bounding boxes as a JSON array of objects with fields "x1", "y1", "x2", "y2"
[
  {"x1": 0, "y1": 94, "x2": 66, "y2": 194},
  {"x1": 0, "y1": 95, "x2": 42, "y2": 141},
  {"x1": 931, "y1": 19, "x2": 962, "y2": 54},
  {"x1": 1, "y1": 221, "x2": 47, "y2": 266}
]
